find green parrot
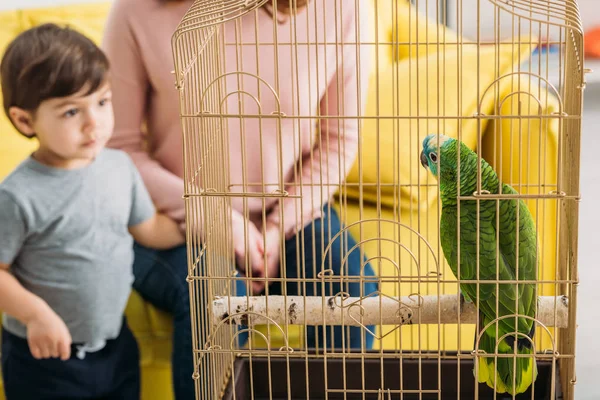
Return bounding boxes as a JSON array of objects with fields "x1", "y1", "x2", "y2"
[{"x1": 420, "y1": 134, "x2": 538, "y2": 395}]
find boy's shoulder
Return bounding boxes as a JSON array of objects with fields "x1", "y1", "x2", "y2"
[
  {"x1": 0, "y1": 157, "x2": 35, "y2": 192},
  {"x1": 0, "y1": 158, "x2": 39, "y2": 212}
]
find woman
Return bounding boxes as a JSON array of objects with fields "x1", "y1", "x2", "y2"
[{"x1": 102, "y1": 0, "x2": 376, "y2": 398}]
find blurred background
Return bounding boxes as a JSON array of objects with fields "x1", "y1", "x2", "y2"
[{"x1": 0, "y1": 0, "x2": 598, "y2": 398}]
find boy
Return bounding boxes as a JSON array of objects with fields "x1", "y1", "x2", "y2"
[{"x1": 0, "y1": 23, "x2": 185, "y2": 399}]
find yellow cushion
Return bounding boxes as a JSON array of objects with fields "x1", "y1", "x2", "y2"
[
  {"x1": 20, "y1": 3, "x2": 112, "y2": 44},
  {"x1": 345, "y1": 39, "x2": 536, "y2": 211},
  {"x1": 376, "y1": 0, "x2": 460, "y2": 62}
]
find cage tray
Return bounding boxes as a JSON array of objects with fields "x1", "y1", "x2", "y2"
[{"x1": 223, "y1": 352, "x2": 561, "y2": 399}]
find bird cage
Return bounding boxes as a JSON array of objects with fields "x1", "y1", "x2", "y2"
[{"x1": 171, "y1": 0, "x2": 584, "y2": 398}]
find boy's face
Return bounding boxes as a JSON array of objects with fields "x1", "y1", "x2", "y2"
[{"x1": 9, "y1": 82, "x2": 113, "y2": 169}]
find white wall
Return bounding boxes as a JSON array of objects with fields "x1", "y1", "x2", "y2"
[
  {"x1": 572, "y1": 0, "x2": 599, "y2": 30},
  {"x1": 444, "y1": 0, "x2": 600, "y2": 39},
  {"x1": 3, "y1": 0, "x2": 597, "y2": 28},
  {"x1": 0, "y1": 0, "x2": 109, "y2": 11}
]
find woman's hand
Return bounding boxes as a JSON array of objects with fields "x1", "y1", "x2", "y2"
[
  {"x1": 232, "y1": 214, "x2": 265, "y2": 294},
  {"x1": 262, "y1": 221, "x2": 283, "y2": 292},
  {"x1": 233, "y1": 215, "x2": 284, "y2": 294}
]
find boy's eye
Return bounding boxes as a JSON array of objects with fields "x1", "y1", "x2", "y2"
[
  {"x1": 99, "y1": 98, "x2": 111, "y2": 106},
  {"x1": 63, "y1": 108, "x2": 78, "y2": 118}
]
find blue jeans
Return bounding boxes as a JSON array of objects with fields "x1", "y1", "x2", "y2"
[
  {"x1": 237, "y1": 207, "x2": 378, "y2": 350},
  {"x1": 132, "y1": 243, "x2": 194, "y2": 400}
]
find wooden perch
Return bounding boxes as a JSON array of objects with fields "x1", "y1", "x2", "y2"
[{"x1": 212, "y1": 295, "x2": 568, "y2": 328}]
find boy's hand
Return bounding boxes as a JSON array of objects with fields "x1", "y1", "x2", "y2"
[{"x1": 26, "y1": 305, "x2": 72, "y2": 360}]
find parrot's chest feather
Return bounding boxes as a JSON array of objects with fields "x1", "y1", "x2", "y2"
[
  {"x1": 440, "y1": 206, "x2": 462, "y2": 278},
  {"x1": 440, "y1": 201, "x2": 496, "y2": 281}
]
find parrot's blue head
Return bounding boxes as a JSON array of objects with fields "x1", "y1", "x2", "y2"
[{"x1": 420, "y1": 134, "x2": 454, "y2": 178}]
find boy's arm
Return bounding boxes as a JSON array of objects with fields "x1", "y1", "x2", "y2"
[
  {"x1": 0, "y1": 263, "x2": 49, "y2": 328},
  {"x1": 128, "y1": 213, "x2": 185, "y2": 250},
  {"x1": 0, "y1": 263, "x2": 71, "y2": 360},
  {"x1": 125, "y1": 152, "x2": 185, "y2": 249}
]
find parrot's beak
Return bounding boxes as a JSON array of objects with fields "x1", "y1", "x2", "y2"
[{"x1": 420, "y1": 150, "x2": 428, "y2": 169}]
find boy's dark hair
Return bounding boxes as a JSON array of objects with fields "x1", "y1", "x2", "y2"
[{"x1": 0, "y1": 23, "x2": 109, "y2": 137}]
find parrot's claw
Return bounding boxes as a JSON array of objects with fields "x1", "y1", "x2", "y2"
[
  {"x1": 460, "y1": 291, "x2": 472, "y2": 303},
  {"x1": 459, "y1": 292, "x2": 472, "y2": 314}
]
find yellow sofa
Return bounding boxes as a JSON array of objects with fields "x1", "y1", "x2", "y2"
[{"x1": 0, "y1": 1, "x2": 560, "y2": 399}]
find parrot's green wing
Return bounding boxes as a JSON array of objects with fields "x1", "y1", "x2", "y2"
[
  {"x1": 497, "y1": 184, "x2": 538, "y2": 328},
  {"x1": 440, "y1": 200, "x2": 529, "y2": 336}
]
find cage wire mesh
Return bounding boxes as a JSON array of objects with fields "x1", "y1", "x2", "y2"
[{"x1": 171, "y1": 0, "x2": 584, "y2": 398}]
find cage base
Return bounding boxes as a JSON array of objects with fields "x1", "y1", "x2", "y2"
[{"x1": 222, "y1": 352, "x2": 561, "y2": 399}]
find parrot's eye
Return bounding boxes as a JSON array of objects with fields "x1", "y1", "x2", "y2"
[{"x1": 429, "y1": 152, "x2": 438, "y2": 163}]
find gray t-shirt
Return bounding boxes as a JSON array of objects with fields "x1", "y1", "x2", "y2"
[{"x1": 0, "y1": 149, "x2": 155, "y2": 344}]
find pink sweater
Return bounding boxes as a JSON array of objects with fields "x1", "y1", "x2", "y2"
[{"x1": 103, "y1": 0, "x2": 373, "y2": 238}]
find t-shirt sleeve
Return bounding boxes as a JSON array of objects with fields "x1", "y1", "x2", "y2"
[
  {"x1": 0, "y1": 190, "x2": 26, "y2": 265},
  {"x1": 126, "y1": 157, "x2": 156, "y2": 227}
]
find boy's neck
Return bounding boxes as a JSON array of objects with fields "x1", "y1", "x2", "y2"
[{"x1": 32, "y1": 149, "x2": 96, "y2": 170}]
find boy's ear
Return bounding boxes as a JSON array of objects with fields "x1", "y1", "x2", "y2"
[{"x1": 8, "y1": 107, "x2": 36, "y2": 138}]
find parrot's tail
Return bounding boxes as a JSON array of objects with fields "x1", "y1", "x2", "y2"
[{"x1": 475, "y1": 324, "x2": 538, "y2": 395}]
